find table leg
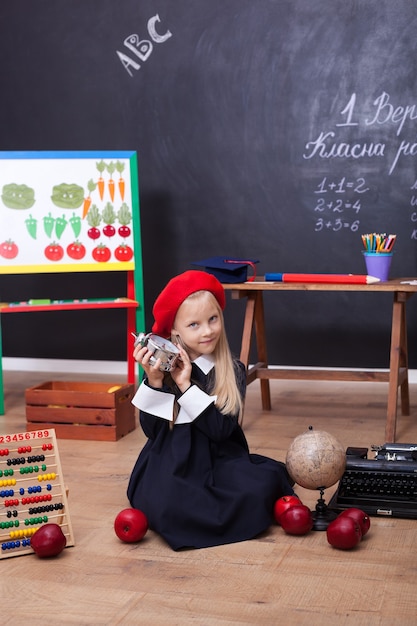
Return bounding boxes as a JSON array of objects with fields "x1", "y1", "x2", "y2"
[
  {"x1": 253, "y1": 291, "x2": 271, "y2": 410},
  {"x1": 386, "y1": 292, "x2": 410, "y2": 442},
  {"x1": 233, "y1": 290, "x2": 271, "y2": 410},
  {"x1": 239, "y1": 294, "x2": 256, "y2": 367}
]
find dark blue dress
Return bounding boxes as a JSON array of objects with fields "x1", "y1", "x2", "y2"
[{"x1": 127, "y1": 360, "x2": 294, "y2": 550}]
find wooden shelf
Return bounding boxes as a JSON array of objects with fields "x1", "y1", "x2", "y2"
[{"x1": 0, "y1": 298, "x2": 138, "y2": 313}]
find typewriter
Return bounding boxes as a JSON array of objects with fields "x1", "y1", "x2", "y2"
[{"x1": 328, "y1": 443, "x2": 417, "y2": 519}]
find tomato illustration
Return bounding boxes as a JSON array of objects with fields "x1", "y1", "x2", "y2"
[
  {"x1": 114, "y1": 244, "x2": 134, "y2": 262},
  {"x1": 44, "y1": 243, "x2": 64, "y2": 261},
  {"x1": 0, "y1": 239, "x2": 18, "y2": 259},
  {"x1": 66, "y1": 242, "x2": 86, "y2": 260},
  {"x1": 92, "y1": 244, "x2": 111, "y2": 263}
]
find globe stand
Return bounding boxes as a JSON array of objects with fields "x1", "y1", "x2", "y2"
[{"x1": 312, "y1": 488, "x2": 338, "y2": 531}]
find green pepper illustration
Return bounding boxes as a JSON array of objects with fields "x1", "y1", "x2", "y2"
[
  {"x1": 43, "y1": 213, "x2": 55, "y2": 238},
  {"x1": 69, "y1": 212, "x2": 82, "y2": 238},
  {"x1": 51, "y1": 183, "x2": 84, "y2": 209},
  {"x1": 2, "y1": 183, "x2": 35, "y2": 209},
  {"x1": 55, "y1": 215, "x2": 68, "y2": 240},
  {"x1": 25, "y1": 214, "x2": 37, "y2": 239}
]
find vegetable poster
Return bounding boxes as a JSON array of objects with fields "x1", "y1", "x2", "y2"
[{"x1": 0, "y1": 151, "x2": 140, "y2": 274}]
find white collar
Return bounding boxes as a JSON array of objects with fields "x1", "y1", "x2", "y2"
[{"x1": 192, "y1": 353, "x2": 215, "y2": 375}]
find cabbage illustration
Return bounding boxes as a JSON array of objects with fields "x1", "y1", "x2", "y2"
[
  {"x1": 1, "y1": 183, "x2": 35, "y2": 209},
  {"x1": 51, "y1": 183, "x2": 84, "y2": 209}
]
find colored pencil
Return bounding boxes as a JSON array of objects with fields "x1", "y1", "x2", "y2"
[
  {"x1": 361, "y1": 233, "x2": 396, "y2": 253},
  {"x1": 264, "y1": 273, "x2": 380, "y2": 284}
]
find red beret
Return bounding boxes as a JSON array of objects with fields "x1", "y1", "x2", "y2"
[{"x1": 152, "y1": 270, "x2": 226, "y2": 337}]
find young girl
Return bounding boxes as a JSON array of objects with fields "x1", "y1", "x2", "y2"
[{"x1": 127, "y1": 270, "x2": 294, "y2": 550}]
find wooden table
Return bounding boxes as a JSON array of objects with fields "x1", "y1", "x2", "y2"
[{"x1": 224, "y1": 278, "x2": 417, "y2": 442}]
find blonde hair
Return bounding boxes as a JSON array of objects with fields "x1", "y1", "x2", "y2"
[{"x1": 172, "y1": 290, "x2": 243, "y2": 419}]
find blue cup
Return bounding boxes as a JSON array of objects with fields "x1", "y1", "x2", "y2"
[{"x1": 362, "y1": 252, "x2": 393, "y2": 282}]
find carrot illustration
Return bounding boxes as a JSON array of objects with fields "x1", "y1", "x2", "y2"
[
  {"x1": 116, "y1": 160, "x2": 125, "y2": 201},
  {"x1": 82, "y1": 179, "x2": 97, "y2": 219},
  {"x1": 96, "y1": 160, "x2": 106, "y2": 200},
  {"x1": 106, "y1": 161, "x2": 116, "y2": 202}
]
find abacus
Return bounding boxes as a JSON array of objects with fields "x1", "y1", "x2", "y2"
[{"x1": 0, "y1": 428, "x2": 74, "y2": 559}]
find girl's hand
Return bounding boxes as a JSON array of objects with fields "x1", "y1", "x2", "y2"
[
  {"x1": 133, "y1": 345, "x2": 164, "y2": 388},
  {"x1": 171, "y1": 344, "x2": 192, "y2": 393}
]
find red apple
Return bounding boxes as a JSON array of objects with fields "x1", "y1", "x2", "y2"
[
  {"x1": 326, "y1": 515, "x2": 362, "y2": 549},
  {"x1": 280, "y1": 504, "x2": 313, "y2": 535},
  {"x1": 114, "y1": 508, "x2": 148, "y2": 543},
  {"x1": 31, "y1": 523, "x2": 67, "y2": 558},
  {"x1": 339, "y1": 508, "x2": 371, "y2": 537},
  {"x1": 273, "y1": 495, "x2": 301, "y2": 524}
]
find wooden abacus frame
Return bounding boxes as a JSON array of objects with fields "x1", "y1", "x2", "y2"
[{"x1": 0, "y1": 428, "x2": 74, "y2": 559}]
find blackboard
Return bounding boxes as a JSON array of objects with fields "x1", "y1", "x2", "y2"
[{"x1": 1, "y1": 0, "x2": 417, "y2": 369}]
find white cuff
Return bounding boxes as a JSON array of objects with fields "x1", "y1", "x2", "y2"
[
  {"x1": 131, "y1": 382, "x2": 174, "y2": 422},
  {"x1": 175, "y1": 385, "x2": 216, "y2": 424}
]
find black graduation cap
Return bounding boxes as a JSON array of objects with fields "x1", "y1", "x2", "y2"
[{"x1": 192, "y1": 256, "x2": 259, "y2": 283}]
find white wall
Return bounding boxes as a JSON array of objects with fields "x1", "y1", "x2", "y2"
[{"x1": 4, "y1": 358, "x2": 417, "y2": 384}]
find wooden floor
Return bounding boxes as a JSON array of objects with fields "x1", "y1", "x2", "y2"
[{"x1": 1, "y1": 369, "x2": 417, "y2": 626}]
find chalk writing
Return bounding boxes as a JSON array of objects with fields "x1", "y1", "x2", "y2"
[
  {"x1": 365, "y1": 92, "x2": 417, "y2": 137},
  {"x1": 409, "y1": 180, "x2": 417, "y2": 240},
  {"x1": 315, "y1": 218, "x2": 360, "y2": 233},
  {"x1": 314, "y1": 177, "x2": 369, "y2": 195},
  {"x1": 116, "y1": 14, "x2": 172, "y2": 77},
  {"x1": 303, "y1": 92, "x2": 417, "y2": 175},
  {"x1": 314, "y1": 198, "x2": 361, "y2": 214},
  {"x1": 310, "y1": 177, "x2": 371, "y2": 234},
  {"x1": 389, "y1": 140, "x2": 417, "y2": 176}
]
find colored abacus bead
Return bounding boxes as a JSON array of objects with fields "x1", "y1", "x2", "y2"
[
  {"x1": 1, "y1": 469, "x2": 14, "y2": 476},
  {"x1": 38, "y1": 472, "x2": 56, "y2": 482},
  {"x1": 4, "y1": 499, "x2": 19, "y2": 507},
  {"x1": 18, "y1": 446, "x2": 33, "y2": 454},
  {"x1": 0, "y1": 479, "x2": 16, "y2": 487},
  {"x1": 10, "y1": 528, "x2": 36, "y2": 539},
  {"x1": 0, "y1": 489, "x2": 15, "y2": 497}
]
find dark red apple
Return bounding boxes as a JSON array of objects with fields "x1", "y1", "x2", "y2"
[
  {"x1": 339, "y1": 508, "x2": 371, "y2": 537},
  {"x1": 114, "y1": 508, "x2": 148, "y2": 543},
  {"x1": 31, "y1": 523, "x2": 67, "y2": 558},
  {"x1": 326, "y1": 515, "x2": 362, "y2": 549},
  {"x1": 273, "y1": 495, "x2": 301, "y2": 524},
  {"x1": 279, "y1": 504, "x2": 313, "y2": 535}
]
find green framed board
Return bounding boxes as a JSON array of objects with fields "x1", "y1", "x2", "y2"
[{"x1": 0, "y1": 151, "x2": 141, "y2": 275}]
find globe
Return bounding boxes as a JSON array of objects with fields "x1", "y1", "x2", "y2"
[{"x1": 286, "y1": 427, "x2": 346, "y2": 490}]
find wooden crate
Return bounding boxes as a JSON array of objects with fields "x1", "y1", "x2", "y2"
[{"x1": 25, "y1": 381, "x2": 136, "y2": 441}]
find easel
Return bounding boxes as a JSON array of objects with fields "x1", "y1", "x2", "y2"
[{"x1": 0, "y1": 151, "x2": 145, "y2": 415}]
